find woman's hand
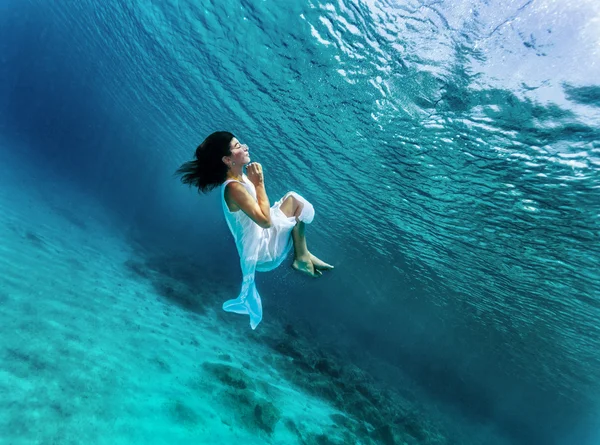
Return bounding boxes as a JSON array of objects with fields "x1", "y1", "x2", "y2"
[{"x1": 246, "y1": 162, "x2": 264, "y2": 187}]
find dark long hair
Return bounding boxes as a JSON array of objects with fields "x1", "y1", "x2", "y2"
[{"x1": 175, "y1": 131, "x2": 235, "y2": 193}]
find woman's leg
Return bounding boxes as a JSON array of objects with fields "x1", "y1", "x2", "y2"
[
  {"x1": 279, "y1": 194, "x2": 333, "y2": 277},
  {"x1": 290, "y1": 221, "x2": 319, "y2": 276}
]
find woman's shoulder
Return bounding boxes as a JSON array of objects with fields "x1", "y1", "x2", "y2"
[
  {"x1": 223, "y1": 179, "x2": 246, "y2": 192},
  {"x1": 223, "y1": 180, "x2": 247, "y2": 212}
]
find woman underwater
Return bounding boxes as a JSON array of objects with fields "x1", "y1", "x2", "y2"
[{"x1": 176, "y1": 131, "x2": 333, "y2": 329}]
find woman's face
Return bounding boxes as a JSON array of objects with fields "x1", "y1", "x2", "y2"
[{"x1": 227, "y1": 138, "x2": 251, "y2": 167}]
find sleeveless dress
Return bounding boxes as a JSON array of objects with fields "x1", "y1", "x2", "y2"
[{"x1": 221, "y1": 174, "x2": 315, "y2": 329}]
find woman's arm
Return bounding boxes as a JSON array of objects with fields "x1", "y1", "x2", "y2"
[
  {"x1": 253, "y1": 182, "x2": 271, "y2": 227},
  {"x1": 226, "y1": 163, "x2": 272, "y2": 228},
  {"x1": 248, "y1": 163, "x2": 271, "y2": 227}
]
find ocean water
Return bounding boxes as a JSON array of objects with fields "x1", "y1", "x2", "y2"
[{"x1": 1, "y1": 0, "x2": 599, "y2": 444}]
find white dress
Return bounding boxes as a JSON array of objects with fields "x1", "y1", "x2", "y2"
[{"x1": 221, "y1": 174, "x2": 315, "y2": 329}]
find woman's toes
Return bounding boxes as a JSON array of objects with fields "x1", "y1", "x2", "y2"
[{"x1": 309, "y1": 254, "x2": 334, "y2": 270}]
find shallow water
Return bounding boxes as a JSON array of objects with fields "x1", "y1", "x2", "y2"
[{"x1": 1, "y1": 1, "x2": 599, "y2": 444}]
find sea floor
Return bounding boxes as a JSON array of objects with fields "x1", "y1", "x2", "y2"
[{"x1": 0, "y1": 148, "x2": 511, "y2": 445}]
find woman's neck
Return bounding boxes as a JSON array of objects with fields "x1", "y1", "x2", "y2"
[{"x1": 226, "y1": 167, "x2": 244, "y2": 182}]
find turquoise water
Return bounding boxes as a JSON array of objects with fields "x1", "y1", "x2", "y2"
[{"x1": 1, "y1": 0, "x2": 599, "y2": 444}]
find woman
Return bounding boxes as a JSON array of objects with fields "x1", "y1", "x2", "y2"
[{"x1": 176, "y1": 131, "x2": 333, "y2": 329}]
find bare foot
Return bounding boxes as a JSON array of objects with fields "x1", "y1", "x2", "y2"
[
  {"x1": 292, "y1": 257, "x2": 322, "y2": 278},
  {"x1": 309, "y1": 254, "x2": 334, "y2": 271}
]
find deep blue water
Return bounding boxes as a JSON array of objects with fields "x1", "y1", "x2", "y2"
[{"x1": 1, "y1": 0, "x2": 599, "y2": 444}]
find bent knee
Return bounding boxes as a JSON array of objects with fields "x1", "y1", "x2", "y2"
[
  {"x1": 283, "y1": 191, "x2": 299, "y2": 201},
  {"x1": 281, "y1": 193, "x2": 302, "y2": 217},
  {"x1": 285, "y1": 192, "x2": 314, "y2": 224}
]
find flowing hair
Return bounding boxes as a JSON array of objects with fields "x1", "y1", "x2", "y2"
[{"x1": 175, "y1": 131, "x2": 235, "y2": 193}]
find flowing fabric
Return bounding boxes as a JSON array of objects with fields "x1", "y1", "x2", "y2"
[{"x1": 221, "y1": 174, "x2": 314, "y2": 329}]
